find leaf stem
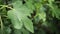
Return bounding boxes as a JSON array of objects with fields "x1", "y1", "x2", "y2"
[
  {"x1": 0, "y1": 15, "x2": 4, "y2": 34},
  {"x1": 0, "y1": 5, "x2": 15, "y2": 10}
]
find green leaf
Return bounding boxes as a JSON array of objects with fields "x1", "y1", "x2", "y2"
[
  {"x1": 12, "y1": 0, "x2": 23, "y2": 9},
  {"x1": 8, "y1": 10, "x2": 23, "y2": 29},
  {"x1": 22, "y1": 17, "x2": 34, "y2": 33},
  {"x1": 25, "y1": 1, "x2": 35, "y2": 10},
  {"x1": 39, "y1": 12, "x2": 46, "y2": 21},
  {"x1": 7, "y1": 1, "x2": 34, "y2": 32},
  {"x1": 49, "y1": 4, "x2": 60, "y2": 19},
  {"x1": 48, "y1": 0, "x2": 54, "y2": 4},
  {"x1": 38, "y1": 5, "x2": 46, "y2": 21},
  {"x1": 52, "y1": 8, "x2": 60, "y2": 19}
]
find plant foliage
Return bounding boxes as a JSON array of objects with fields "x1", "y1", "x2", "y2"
[{"x1": 0, "y1": 0, "x2": 60, "y2": 34}]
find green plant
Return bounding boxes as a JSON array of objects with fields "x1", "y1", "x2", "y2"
[{"x1": 0, "y1": 0, "x2": 60, "y2": 34}]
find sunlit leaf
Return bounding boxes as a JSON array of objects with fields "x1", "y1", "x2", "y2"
[
  {"x1": 7, "y1": 1, "x2": 34, "y2": 32},
  {"x1": 22, "y1": 17, "x2": 34, "y2": 33}
]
